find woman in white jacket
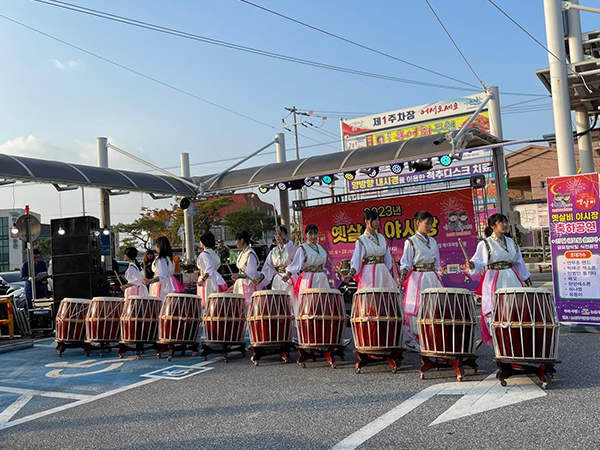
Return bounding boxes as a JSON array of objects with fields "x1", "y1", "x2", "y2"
[
  {"x1": 121, "y1": 247, "x2": 149, "y2": 298},
  {"x1": 196, "y1": 232, "x2": 227, "y2": 309},
  {"x1": 468, "y1": 213, "x2": 531, "y2": 348},
  {"x1": 144, "y1": 236, "x2": 176, "y2": 301},
  {"x1": 231, "y1": 230, "x2": 260, "y2": 306}
]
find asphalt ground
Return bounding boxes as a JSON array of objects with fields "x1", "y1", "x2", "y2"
[{"x1": 0, "y1": 321, "x2": 598, "y2": 450}]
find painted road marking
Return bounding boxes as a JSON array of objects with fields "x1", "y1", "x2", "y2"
[
  {"x1": 0, "y1": 396, "x2": 33, "y2": 423},
  {"x1": 45, "y1": 359, "x2": 127, "y2": 378},
  {"x1": 0, "y1": 359, "x2": 216, "y2": 431},
  {"x1": 141, "y1": 365, "x2": 213, "y2": 380},
  {"x1": 332, "y1": 373, "x2": 546, "y2": 450},
  {"x1": 0, "y1": 386, "x2": 92, "y2": 401}
]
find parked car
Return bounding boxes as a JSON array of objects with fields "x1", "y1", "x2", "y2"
[{"x1": 0, "y1": 271, "x2": 26, "y2": 291}]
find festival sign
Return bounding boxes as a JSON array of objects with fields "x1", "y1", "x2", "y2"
[
  {"x1": 345, "y1": 112, "x2": 490, "y2": 150},
  {"x1": 347, "y1": 161, "x2": 494, "y2": 194},
  {"x1": 547, "y1": 173, "x2": 600, "y2": 324},
  {"x1": 301, "y1": 188, "x2": 480, "y2": 290}
]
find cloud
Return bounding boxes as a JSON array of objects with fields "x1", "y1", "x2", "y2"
[{"x1": 50, "y1": 59, "x2": 83, "y2": 71}]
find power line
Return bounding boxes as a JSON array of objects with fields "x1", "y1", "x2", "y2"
[
  {"x1": 32, "y1": 0, "x2": 480, "y2": 93},
  {"x1": 237, "y1": 0, "x2": 480, "y2": 89},
  {"x1": 502, "y1": 97, "x2": 552, "y2": 109},
  {"x1": 0, "y1": 12, "x2": 340, "y2": 153},
  {"x1": 423, "y1": 0, "x2": 485, "y2": 88}
]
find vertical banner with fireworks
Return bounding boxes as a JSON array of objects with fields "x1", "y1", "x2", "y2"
[
  {"x1": 301, "y1": 188, "x2": 480, "y2": 290},
  {"x1": 547, "y1": 173, "x2": 600, "y2": 324}
]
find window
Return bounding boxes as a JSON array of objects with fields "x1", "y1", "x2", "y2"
[{"x1": 540, "y1": 181, "x2": 547, "y2": 189}]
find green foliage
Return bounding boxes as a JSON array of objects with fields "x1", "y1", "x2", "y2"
[
  {"x1": 221, "y1": 207, "x2": 276, "y2": 242},
  {"x1": 116, "y1": 237, "x2": 139, "y2": 259},
  {"x1": 34, "y1": 237, "x2": 52, "y2": 258}
]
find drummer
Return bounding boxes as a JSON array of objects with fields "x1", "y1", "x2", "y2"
[
  {"x1": 144, "y1": 236, "x2": 176, "y2": 300},
  {"x1": 196, "y1": 232, "x2": 228, "y2": 309},
  {"x1": 399, "y1": 211, "x2": 443, "y2": 352},
  {"x1": 121, "y1": 247, "x2": 149, "y2": 298},
  {"x1": 231, "y1": 230, "x2": 260, "y2": 305},
  {"x1": 344, "y1": 210, "x2": 396, "y2": 289},
  {"x1": 282, "y1": 224, "x2": 331, "y2": 294},
  {"x1": 256, "y1": 225, "x2": 297, "y2": 309},
  {"x1": 467, "y1": 213, "x2": 532, "y2": 348}
]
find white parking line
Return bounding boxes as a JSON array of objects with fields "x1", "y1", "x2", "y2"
[
  {"x1": 0, "y1": 395, "x2": 33, "y2": 423},
  {"x1": 0, "y1": 386, "x2": 93, "y2": 401},
  {"x1": 0, "y1": 359, "x2": 215, "y2": 431}
]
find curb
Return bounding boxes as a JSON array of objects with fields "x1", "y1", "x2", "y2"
[{"x1": 0, "y1": 339, "x2": 34, "y2": 354}]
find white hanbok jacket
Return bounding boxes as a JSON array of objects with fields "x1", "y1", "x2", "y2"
[{"x1": 350, "y1": 232, "x2": 397, "y2": 290}]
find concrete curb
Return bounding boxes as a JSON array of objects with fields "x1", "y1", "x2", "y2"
[{"x1": 0, "y1": 339, "x2": 34, "y2": 354}]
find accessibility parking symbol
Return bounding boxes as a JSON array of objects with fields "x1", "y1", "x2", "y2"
[{"x1": 141, "y1": 365, "x2": 213, "y2": 380}]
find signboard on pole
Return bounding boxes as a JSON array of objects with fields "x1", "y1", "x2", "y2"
[
  {"x1": 547, "y1": 173, "x2": 600, "y2": 324},
  {"x1": 301, "y1": 188, "x2": 480, "y2": 290}
]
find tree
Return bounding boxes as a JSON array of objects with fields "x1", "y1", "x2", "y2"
[
  {"x1": 116, "y1": 237, "x2": 139, "y2": 259},
  {"x1": 34, "y1": 237, "x2": 52, "y2": 258},
  {"x1": 221, "y1": 207, "x2": 276, "y2": 243},
  {"x1": 113, "y1": 197, "x2": 233, "y2": 249}
]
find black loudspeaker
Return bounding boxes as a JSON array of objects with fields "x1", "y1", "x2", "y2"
[
  {"x1": 470, "y1": 175, "x2": 486, "y2": 188},
  {"x1": 50, "y1": 216, "x2": 107, "y2": 304}
]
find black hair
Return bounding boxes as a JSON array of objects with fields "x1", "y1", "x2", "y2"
[
  {"x1": 277, "y1": 225, "x2": 288, "y2": 236},
  {"x1": 484, "y1": 213, "x2": 509, "y2": 237},
  {"x1": 364, "y1": 209, "x2": 379, "y2": 223},
  {"x1": 304, "y1": 224, "x2": 319, "y2": 235},
  {"x1": 143, "y1": 249, "x2": 155, "y2": 264},
  {"x1": 414, "y1": 211, "x2": 434, "y2": 223},
  {"x1": 155, "y1": 236, "x2": 173, "y2": 260},
  {"x1": 124, "y1": 247, "x2": 141, "y2": 270},
  {"x1": 33, "y1": 249, "x2": 41, "y2": 255},
  {"x1": 235, "y1": 230, "x2": 251, "y2": 245},
  {"x1": 200, "y1": 232, "x2": 216, "y2": 249}
]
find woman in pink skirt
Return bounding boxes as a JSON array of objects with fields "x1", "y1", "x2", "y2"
[{"x1": 121, "y1": 247, "x2": 149, "y2": 298}]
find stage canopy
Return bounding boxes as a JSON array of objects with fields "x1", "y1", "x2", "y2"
[
  {"x1": 195, "y1": 128, "x2": 498, "y2": 193},
  {"x1": 0, "y1": 153, "x2": 198, "y2": 197}
]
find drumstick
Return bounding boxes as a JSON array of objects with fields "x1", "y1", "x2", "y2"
[
  {"x1": 458, "y1": 238, "x2": 469, "y2": 262},
  {"x1": 113, "y1": 270, "x2": 125, "y2": 287},
  {"x1": 326, "y1": 255, "x2": 344, "y2": 279}
]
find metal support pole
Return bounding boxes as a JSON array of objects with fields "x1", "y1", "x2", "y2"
[
  {"x1": 26, "y1": 219, "x2": 36, "y2": 302},
  {"x1": 81, "y1": 187, "x2": 86, "y2": 216},
  {"x1": 275, "y1": 133, "x2": 290, "y2": 227},
  {"x1": 544, "y1": 0, "x2": 577, "y2": 176},
  {"x1": 97, "y1": 137, "x2": 113, "y2": 261},
  {"x1": 181, "y1": 153, "x2": 195, "y2": 268},
  {"x1": 488, "y1": 86, "x2": 511, "y2": 217},
  {"x1": 567, "y1": 0, "x2": 595, "y2": 173}
]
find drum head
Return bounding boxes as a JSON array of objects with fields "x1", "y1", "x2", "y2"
[
  {"x1": 355, "y1": 288, "x2": 400, "y2": 295},
  {"x1": 494, "y1": 287, "x2": 551, "y2": 295},
  {"x1": 252, "y1": 290, "x2": 289, "y2": 297},
  {"x1": 165, "y1": 293, "x2": 201, "y2": 300},
  {"x1": 91, "y1": 297, "x2": 124, "y2": 302},
  {"x1": 301, "y1": 288, "x2": 341, "y2": 296},
  {"x1": 208, "y1": 292, "x2": 245, "y2": 300},
  {"x1": 62, "y1": 298, "x2": 90, "y2": 304},
  {"x1": 128, "y1": 295, "x2": 161, "y2": 301},
  {"x1": 421, "y1": 287, "x2": 473, "y2": 296}
]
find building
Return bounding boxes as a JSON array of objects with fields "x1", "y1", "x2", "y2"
[
  {"x1": 0, "y1": 209, "x2": 42, "y2": 272},
  {"x1": 209, "y1": 193, "x2": 276, "y2": 246},
  {"x1": 505, "y1": 130, "x2": 600, "y2": 248}
]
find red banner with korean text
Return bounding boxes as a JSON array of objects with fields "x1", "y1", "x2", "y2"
[{"x1": 301, "y1": 189, "x2": 480, "y2": 290}]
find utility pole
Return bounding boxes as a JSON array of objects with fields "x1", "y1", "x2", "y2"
[
  {"x1": 181, "y1": 152, "x2": 195, "y2": 268},
  {"x1": 567, "y1": 0, "x2": 595, "y2": 174},
  {"x1": 284, "y1": 106, "x2": 310, "y2": 201},
  {"x1": 543, "y1": 0, "x2": 577, "y2": 176},
  {"x1": 488, "y1": 86, "x2": 510, "y2": 217},
  {"x1": 275, "y1": 133, "x2": 290, "y2": 227}
]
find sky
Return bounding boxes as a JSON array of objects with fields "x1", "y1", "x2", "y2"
[{"x1": 0, "y1": 0, "x2": 597, "y2": 225}]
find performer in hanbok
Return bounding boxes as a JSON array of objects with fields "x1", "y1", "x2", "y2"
[
  {"x1": 283, "y1": 224, "x2": 331, "y2": 294},
  {"x1": 256, "y1": 225, "x2": 298, "y2": 309},
  {"x1": 344, "y1": 210, "x2": 396, "y2": 289},
  {"x1": 231, "y1": 230, "x2": 260, "y2": 305},
  {"x1": 467, "y1": 213, "x2": 532, "y2": 348},
  {"x1": 121, "y1": 247, "x2": 149, "y2": 298},
  {"x1": 196, "y1": 232, "x2": 227, "y2": 309},
  {"x1": 399, "y1": 211, "x2": 443, "y2": 351},
  {"x1": 144, "y1": 236, "x2": 176, "y2": 300}
]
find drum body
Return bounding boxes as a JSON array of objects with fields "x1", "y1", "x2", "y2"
[
  {"x1": 296, "y1": 288, "x2": 346, "y2": 347},
  {"x1": 418, "y1": 288, "x2": 477, "y2": 356},
  {"x1": 247, "y1": 290, "x2": 293, "y2": 346},
  {"x1": 120, "y1": 296, "x2": 162, "y2": 343},
  {"x1": 492, "y1": 287, "x2": 559, "y2": 361},
  {"x1": 158, "y1": 293, "x2": 202, "y2": 344},
  {"x1": 351, "y1": 288, "x2": 404, "y2": 352},
  {"x1": 85, "y1": 297, "x2": 124, "y2": 342},
  {"x1": 55, "y1": 298, "x2": 90, "y2": 342},
  {"x1": 203, "y1": 293, "x2": 246, "y2": 344}
]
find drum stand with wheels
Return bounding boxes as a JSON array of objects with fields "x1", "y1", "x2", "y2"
[
  {"x1": 84, "y1": 341, "x2": 119, "y2": 357},
  {"x1": 494, "y1": 358, "x2": 559, "y2": 389},
  {"x1": 249, "y1": 343, "x2": 294, "y2": 366},
  {"x1": 200, "y1": 341, "x2": 246, "y2": 363},
  {"x1": 419, "y1": 352, "x2": 478, "y2": 382},
  {"x1": 156, "y1": 342, "x2": 200, "y2": 362},
  {"x1": 297, "y1": 344, "x2": 346, "y2": 369},
  {"x1": 117, "y1": 342, "x2": 158, "y2": 359},
  {"x1": 354, "y1": 349, "x2": 404, "y2": 374},
  {"x1": 55, "y1": 341, "x2": 94, "y2": 357}
]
